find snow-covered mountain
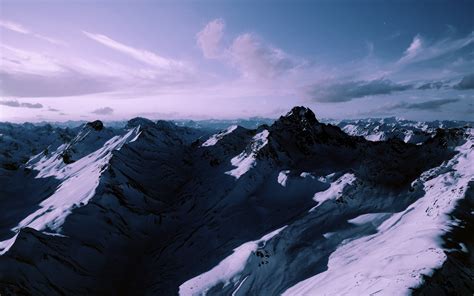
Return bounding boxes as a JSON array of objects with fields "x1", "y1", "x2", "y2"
[
  {"x1": 334, "y1": 117, "x2": 472, "y2": 144},
  {"x1": 0, "y1": 107, "x2": 472, "y2": 295}
]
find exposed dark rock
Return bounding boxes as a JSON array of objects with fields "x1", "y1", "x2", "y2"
[
  {"x1": 61, "y1": 151, "x2": 75, "y2": 164},
  {"x1": 86, "y1": 120, "x2": 104, "y2": 131},
  {"x1": 2, "y1": 162, "x2": 19, "y2": 171}
]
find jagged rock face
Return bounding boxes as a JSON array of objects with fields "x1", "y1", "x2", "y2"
[
  {"x1": 269, "y1": 111, "x2": 457, "y2": 189},
  {"x1": 0, "y1": 123, "x2": 76, "y2": 171},
  {"x1": 279, "y1": 106, "x2": 319, "y2": 126},
  {"x1": 0, "y1": 107, "x2": 472, "y2": 296},
  {"x1": 272, "y1": 107, "x2": 354, "y2": 148},
  {"x1": 86, "y1": 120, "x2": 104, "y2": 131}
]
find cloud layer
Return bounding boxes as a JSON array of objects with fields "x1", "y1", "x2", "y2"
[
  {"x1": 83, "y1": 31, "x2": 187, "y2": 72},
  {"x1": 1, "y1": 16, "x2": 473, "y2": 121},
  {"x1": 309, "y1": 79, "x2": 412, "y2": 102},
  {"x1": 391, "y1": 98, "x2": 460, "y2": 111},
  {"x1": 454, "y1": 73, "x2": 474, "y2": 90},
  {"x1": 398, "y1": 32, "x2": 474, "y2": 65},
  {"x1": 0, "y1": 19, "x2": 66, "y2": 45},
  {"x1": 0, "y1": 100, "x2": 43, "y2": 108},
  {"x1": 197, "y1": 19, "x2": 304, "y2": 79},
  {"x1": 196, "y1": 19, "x2": 225, "y2": 59},
  {"x1": 91, "y1": 107, "x2": 114, "y2": 115}
]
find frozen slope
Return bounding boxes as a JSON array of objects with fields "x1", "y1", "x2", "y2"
[
  {"x1": 179, "y1": 226, "x2": 287, "y2": 296},
  {"x1": 0, "y1": 123, "x2": 140, "y2": 255},
  {"x1": 284, "y1": 129, "x2": 474, "y2": 295},
  {"x1": 16, "y1": 126, "x2": 140, "y2": 232}
]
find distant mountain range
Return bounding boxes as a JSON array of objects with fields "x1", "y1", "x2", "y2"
[{"x1": 0, "y1": 107, "x2": 472, "y2": 295}]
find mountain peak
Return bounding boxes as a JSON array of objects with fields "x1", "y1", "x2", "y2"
[
  {"x1": 278, "y1": 106, "x2": 319, "y2": 126},
  {"x1": 86, "y1": 120, "x2": 104, "y2": 131},
  {"x1": 126, "y1": 117, "x2": 155, "y2": 129}
]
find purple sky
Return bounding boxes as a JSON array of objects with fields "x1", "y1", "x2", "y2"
[{"x1": 0, "y1": 1, "x2": 473, "y2": 122}]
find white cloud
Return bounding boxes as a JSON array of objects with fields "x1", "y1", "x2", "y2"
[
  {"x1": 0, "y1": 99, "x2": 43, "y2": 109},
  {"x1": 34, "y1": 34, "x2": 67, "y2": 46},
  {"x1": 308, "y1": 79, "x2": 413, "y2": 102},
  {"x1": 229, "y1": 33, "x2": 301, "y2": 79},
  {"x1": 197, "y1": 20, "x2": 304, "y2": 80},
  {"x1": 0, "y1": 41, "x2": 198, "y2": 97},
  {"x1": 400, "y1": 35, "x2": 423, "y2": 62},
  {"x1": 398, "y1": 32, "x2": 474, "y2": 65},
  {"x1": 1, "y1": 45, "x2": 65, "y2": 75},
  {"x1": 92, "y1": 106, "x2": 114, "y2": 115},
  {"x1": 0, "y1": 20, "x2": 30, "y2": 34},
  {"x1": 0, "y1": 19, "x2": 66, "y2": 46},
  {"x1": 197, "y1": 19, "x2": 225, "y2": 59},
  {"x1": 0, "y1": 45, "x2": 120, "y2": 97},
  {"x1": 83, "y1": 31, "x2": 188, "y2": 72},
  {"x1": 1, "y1": 45, "x2": 139, "y2": 80}
]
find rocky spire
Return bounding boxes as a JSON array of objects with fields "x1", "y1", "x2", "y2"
[{"x1": 274, "y1": 106, "x2": 319, "y2": 129}]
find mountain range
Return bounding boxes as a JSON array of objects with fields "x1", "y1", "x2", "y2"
[{"x1": 0, "y1": 106, "x2": 472, "y2": 295}]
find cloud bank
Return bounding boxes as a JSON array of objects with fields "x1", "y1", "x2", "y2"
[
  {"x1": 309, "y1": 79, "x2": 412, "y2": 102},
  {"x1": 1, "y1": 17, "x2": 473, "y2": 121},
  {"x1": 391, "y1": 98, "x2": 460, "y2": 111},
  {"x1": 197, "y1": 19, "x2": 304, "y2": 79},
  {"x1": 196, "y1": 19, "x2": 225, "y2": 59},
  {"x1": 0, "y1": 19, "x2": 66, "y2": 46},
  {"x1": 0, "y1": 100, "x2": 43, "y2": 108},
  {"x1": 398, "y1": 32, "x2": 474, "y2": 65},
  {"x1": 454, "y1": 73, "x2": 474, "y2": 90},
  {"x1": 83, "y1": 31, "x2": 187, "y2": 72},
  {"x1": 91, "y1": 107, "x2": 114, "y2": 115}
]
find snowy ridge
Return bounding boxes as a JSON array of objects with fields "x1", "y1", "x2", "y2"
[
  {"x1": 225, "y1": 129, "x2": 269, "y2": 178},
  {"x1": 336, "y1": 117, "x2": 472, "y2": 144},
  {"x1": 310, "y1": 173, "x2": 356, "y2": 211},
  {"x1": 179, "y1": 226, "x2": 287, "y2": 296},
  {"x1": 284, "y1": 129, "x2": 474, "y2": 295},
  {"x1": 0, "y1": 234, "x2": 18, "y2": 255},
  {"x1": 0, "y1": 126, "x2": 140, "y2": 255},
  {"x1": 202, "y1": 125, "x2": 238, "y2": 147},
  {"x1": 17, "y1": 126, "x2": 140, "y2": 231}
]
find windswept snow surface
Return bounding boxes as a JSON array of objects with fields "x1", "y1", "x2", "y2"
[
  {"x1": 179, "y1": 226, "x2": 287, "y2": 296},
  {"x1": 310, "y1": 173, "x2": 356, "y2": 211},
  {"x1": 365, "y1": 132, "x2": 386, "y2": 142},
  {"x1": 202, "y1": 125, "x2": 238, "y2": 147},
  {"x1": 0, "y1": 127, "x2": 140, "y2": 255},
  {"x1": 284, "y1": 129, "x2": 474, "y2": 296},
  {"x1": 0, "y1": 234, "x2": 18, "y2": 255},
  {"x1": 348, "y1": 213, "x2": 391, "y2": 226},
  {"x1": 17, "y1": 127, "x2": 140, "y2": 231},
  {"x1": 225, "y1": 130, "x2": 269, "y2": 179}
]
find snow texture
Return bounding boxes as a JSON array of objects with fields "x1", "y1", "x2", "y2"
[
  {"x1": 284, "y1": 129, "x2": 474, "y2": 296},
  {"x1": 179, "y1": 226, "x2": 287, "y2": 296},
  {"x1": 225, "y1": 130, "x2": 269, "y2": 178},
  {"x1": 202, "y1": 125, "x2": 238, "y2": 147}
]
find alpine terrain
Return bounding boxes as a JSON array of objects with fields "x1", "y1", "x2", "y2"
[{"x1": 0, "y1": 106, "x2": 472, "y2": 296}]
